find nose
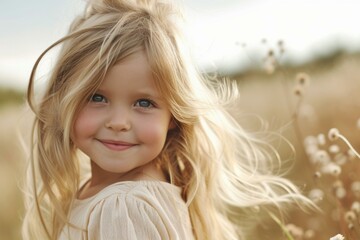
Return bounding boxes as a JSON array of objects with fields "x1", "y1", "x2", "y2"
[{"x1": 105, "y1": 107, "x2": 131, "y2": 131}]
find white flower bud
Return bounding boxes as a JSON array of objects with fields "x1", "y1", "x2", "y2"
[
  {"x1": 329, "y1": 233, "x2": 345, "y2": 240},
  {"x1": 328, "y1": 128, "x2": 340, "y2": 141}
]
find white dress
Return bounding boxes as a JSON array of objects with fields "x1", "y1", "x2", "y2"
[{"x1": 59, "y1": 181, "x2": 194, "y2": 240}]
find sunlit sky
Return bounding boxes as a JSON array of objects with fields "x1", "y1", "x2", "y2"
[{"x1": 1, "y1": 0, "x2": 360, "y2": 89}]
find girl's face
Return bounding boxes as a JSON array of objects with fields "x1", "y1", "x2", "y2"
[{"x1": 72, "y1": 51, "x2": 173, "y2": 181}]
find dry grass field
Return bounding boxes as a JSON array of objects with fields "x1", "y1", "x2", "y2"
[
  {"x1": 234, "y1": 52, "x2": 360, "y2": 239},
  {"x1": 0, "y1": 52, "x2": 359, "y2": 239},
  {"x1": 0, "y1": 105, "x2": 27, "y2": 240}
]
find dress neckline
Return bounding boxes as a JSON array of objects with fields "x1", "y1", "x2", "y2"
[{"x1": 74, "y1": 180, "x2": 181, "y2": 203}]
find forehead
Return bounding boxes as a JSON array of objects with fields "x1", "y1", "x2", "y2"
[{"x1": 99, "y1": 51, "x2": 160, "y2": 97}]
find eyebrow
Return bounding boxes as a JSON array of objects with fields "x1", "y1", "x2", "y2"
[
  {"x1": 135, "y1": 88, "x2": 161, "y2": 98},
  {"x1": 96, "y1": 87, "x2": 164, "y2": 101}
]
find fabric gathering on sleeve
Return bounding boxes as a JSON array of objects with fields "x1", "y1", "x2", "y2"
[{"x1": 58, "y1": 181, "x2": 194, "y2": 240}]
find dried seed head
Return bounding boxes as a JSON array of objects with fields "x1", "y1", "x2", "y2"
[
  {"x1": 278, "y1": 40, "x2": 285, "y2": 54},
  {"x1": 348, "y1": 223, "x2": 354, "y2": 230},
  {"x1": 329, "y1": 233, "x2": 345, "y2": 240},
  {"x1": 329, "y1": 144, "x2": 340, "y2": 154},
  {"x1": 317, "y1": 134, "x2": 326, "y2": 146},
  {"x1": 313, "y1": 150, "x2": 330, "y2": 165},
  {"x1": 294, "y1": 85, "x2": 303, "y2": 96},
  {"x1": 308, "y1": 188, "x2": 324, "y2": 202},
  {"x1": 277, "y1": 40, "x2": 284, "y2": 48},
  {"x1": 331, "y1": 165, "x2": 342, "y2": 177},
  {"x1": 351, "y1": 201, "x2": 360, "y2": 214},
  {"x1": 296, "y1": 72, "x2": 310, "y2": 86},
  {"x1": 314, "y1": 171, "x2": 322, "y2": 179},
  {"x1": 344, "y1": 211, "x2": 357, "y2": 224},
  {"x1": 321, "y1": 163, "x2": 341, "y2": 177},
  {"x1": 306, "y1": 144, "x2": 318, "y2": 156},
  {"x1": 351, "y1": 181, "x2": 360, "y2": 193},
  {"x1": 328, "y1": 128, "x2": 340, "y2": 141},
  {"x1": 264, "y1": 56, "x2": 276, "y2": 74},
  {"x1": 268, "y1": 49, "x2": 274, "y2": 57},
  {"x1": 335, "y1": 187, "x2": 346, "y2": 199},
  {"x1": 304, "y1": 135, "x2": 318, "y2": 146}
]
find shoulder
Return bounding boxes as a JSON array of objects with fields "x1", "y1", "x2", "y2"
[{"x1": 82, "y1": 181, "x2": 193, "y2": 240}]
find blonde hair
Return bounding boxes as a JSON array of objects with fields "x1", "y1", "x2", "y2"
[{"x1": 23, "y1": 0, "x2": 314, "y2": 239}]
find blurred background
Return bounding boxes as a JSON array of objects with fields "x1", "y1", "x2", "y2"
[{"x1": 1, "y1": 0, "x2": 360, "y2": 239}]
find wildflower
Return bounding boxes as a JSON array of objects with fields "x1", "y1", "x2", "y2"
[
  {"x1": 317, "y1": 133, "x2": 326, "y2": 146},
  {"x1": 344, "y1": 210, "x2": 357, "y2": 224},
  {"x1": 268, "y1": 49, "x2": 274, "y2": 57},
  {"x1": 351, "y1": 181, "x2": 360, "y2": 197},
  {"x1": 331, "y1": 166, "x2": 342, "y2": 177},
  {"x1": 329, "y1": 233, "x2": 345, "y2": 240},
  {"x1": 329, "y1": 144, "x2": 340, "y2": 154},
  {"x1": 313, "y1": 171, "x2": 322, "y2": 179},
  {"x1": 328, "y1": 128, "x2": 360, "y2": 158},
  {"x1": 304, "y1": 136, "x2": 318, "y2": 156},
  {"x1": 278, "y1": 40, "x2": 285, "y2": 54},
  {"x1": 277, "y1": 40, "x2": 284, "y2": 48},
  {"x1": 264, "y1": 55, "x2": 276, "y2": 74},
  {"x1": 306, "y1": 144, "x2": 318, "y2": 156},
  {"x1": 321, "y1": 163, "x2": 341, "y2": 177},
  {"x1": 351, "y1": 201, "x2": 360, "y2": 214},
  {"x1": 308, "y1": 188, "x2": 323, "y2": 202},
  {"x1": 328, "y1": 128, "x2": 340, "y2": 141},
  {"x1": 335, "y1": 187, "x2": 346, "y2": 199},
  {"x1": 293, "y1": 85, "x2": 303, "y2": 96},
  {"x1": 348, "y1": 223, "x2": 354, "y2": 230},
  {"x1": 296, "y1": 72, "x2": 310, "y2": 86},
  {"x1": 313, "y1": 150, "x2": 330, "y2": 165},
  {"x1": 304, "y1": 136, "x2": 318, "y2": 146}
]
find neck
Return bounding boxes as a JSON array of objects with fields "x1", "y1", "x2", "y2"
[{"x1": 89, "y1": 160, "x2": 167, "y2": 188}]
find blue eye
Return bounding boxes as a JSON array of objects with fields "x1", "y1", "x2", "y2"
[
  {"x1": 135, "y1": 99, "x2": 154, "y2": 108},
  {"x1": 90, "y1": 94, "x2": 106, "y2": 103}
]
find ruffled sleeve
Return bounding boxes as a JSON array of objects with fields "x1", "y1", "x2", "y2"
[{"x1": 86, "y1": 190, "x2": 181, "y2": 239}]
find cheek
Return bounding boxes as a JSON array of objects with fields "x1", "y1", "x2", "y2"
[
  {"x1": 73, "y1": 109, "x2": 101, "y2": 139},
  {"x1": 136, "y1": 116, "x2": 170, "y2": 144}
]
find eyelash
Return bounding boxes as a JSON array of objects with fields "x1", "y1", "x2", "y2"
[{"x1": 89, "y1": 94, "x2": 156, "y2": 108}]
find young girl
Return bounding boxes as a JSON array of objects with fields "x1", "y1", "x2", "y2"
[{"x1": 23, "y1": 0, "x2": 314, "y2": 239}]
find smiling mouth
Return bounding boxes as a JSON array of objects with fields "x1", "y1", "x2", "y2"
[{"x1": 98, "y1": 139, "x2": 137, "y2": 151}]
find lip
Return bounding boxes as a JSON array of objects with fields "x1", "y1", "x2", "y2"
[{"x1": 97, "y1": 139, "x2": 137, "y2": 151}]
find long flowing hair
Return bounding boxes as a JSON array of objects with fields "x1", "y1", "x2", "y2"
[{"x1": 23, "y1": 0, "x2": 314, "y2": 239}]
